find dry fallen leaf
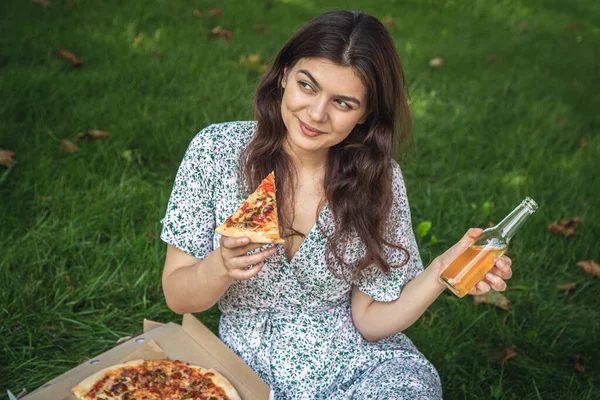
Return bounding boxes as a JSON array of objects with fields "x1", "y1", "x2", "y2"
[
  {"x1": 240, "y1": 52, "x2": 268, "y2": 73},
  {"x1": 567, "y1": 23, "x2": 584, "y2": 31},
  {"x1": 57, "y1": 46, "x2": 83, "y2": 67},
  {"x1": 144, "y1": 232, "x2": 158, "y2": 240},
  {"x1": 133, "y1": 33, "x2": 144, "y2": 46},
  {"x1": 473, "y1": 292, "x2": 511, "y2": 311},
  {"x1": 548, "y1": 216, "x2": 581, "y2": 236},
  {"x1": 556, "y1": 118, "x2": 569, "y2": 126},
  {"x1": 576, "y1": 260, "x2": 600, "y2": 278},
  {"x1": 208, "y1": 7, "x2": 222, "y2": 16},
  {"x1": 579, "y1": 138, "x2": 588, "y2": 148},
  {"x1": 383, "y1": 17, "x2": 398, "y2": 30},
  {"x1": 488, "y1": 55, "x2": 500, "y2": 64},
  {"x1": 32, "y1": 0, "x2": 51, "y2": 7},
  {"x1": 192, "y1": 9, "x2": 203, "y2": 17},
  {"x1": 504, "y1": 345, "x2": 518, "y2": 362},
  {"x1": 208, "y1": 26, "x2": 233, "y2": 43},
  {"x1": 65, "y1": 275, "x2": 76, "y2": 291},
  {"x1": 571, "y1": 355, "x2": 585, "y2": 373},
  {"x1": 429, "y1": 57, "x2": 444, "y2": 68},
  {"x1": 557, "y1": 282, "x2": 577, "y2": 292},
  {"x1": 61, "y1": 139, "x2": 80, "y2": 153},
  {"x1": 0, "y1": 148, "x2": 16, "y2": 167},
  {"x1": 254, "y1": 24, "x2": 270, "y2": 32},
  {"x1": 75, "y1": 130, "x2": 112, "y2": 141}
]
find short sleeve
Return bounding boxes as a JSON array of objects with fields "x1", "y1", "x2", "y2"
[
  {"x1": 354, "y1": 161, "x2": 424, "y2": 302},
  {"x1": 160, "y1": 126, "x2": 218, "y2": 259}
]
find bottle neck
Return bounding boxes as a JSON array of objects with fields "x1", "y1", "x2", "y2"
[{"x1": 495, "y1": 204, "x2": 534, "y2": 242}]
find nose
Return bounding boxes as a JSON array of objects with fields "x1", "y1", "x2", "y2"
[{"x1": 308, "y1": 96, "x2": 328, "y2": 123}]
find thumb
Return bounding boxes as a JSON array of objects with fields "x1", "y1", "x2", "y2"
[{"x1": 441, "y1": 228, "x2": 484, "y2": 265}]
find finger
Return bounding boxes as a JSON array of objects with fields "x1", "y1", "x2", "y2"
[
  {"x1": 475, "y1": 280, "x2": 491, "y2": 294},
  {"x1": 220, "y1": 236, "x2": 251, "y2": 250},
  {"x1": 485, "y1": 272, "x2": 507, "y2": 292},
  {"x1": 229, "y1": 262, "x2": 264, "y2": 280},
  {"x1": 230, "y1": 247, "x2": 277, "y2": 269},
  {"x1": 493, "y1": 257, "x2": 513, "y2": 279}
]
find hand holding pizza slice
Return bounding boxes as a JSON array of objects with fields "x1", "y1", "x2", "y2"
[{"x1": 216, "y1": 171, "x2": 284, "y2": 244}]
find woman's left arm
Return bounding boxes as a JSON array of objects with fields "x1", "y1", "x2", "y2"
[{"x1": 351, "y1": 228, "x2": 513, "y2": 342}]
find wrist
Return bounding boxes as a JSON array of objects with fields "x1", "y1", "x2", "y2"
[{"x1": 426, "y1": 257, "x2": 448, "y2": 292}]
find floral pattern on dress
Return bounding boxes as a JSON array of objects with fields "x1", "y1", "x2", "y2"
[{"x1": 161, "y1": 121, "x2": 443, "y2": 399}]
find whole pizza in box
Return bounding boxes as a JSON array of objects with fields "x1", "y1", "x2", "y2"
[{"x1": 71, "y1": 359, "x2": 240, "y2": 400}]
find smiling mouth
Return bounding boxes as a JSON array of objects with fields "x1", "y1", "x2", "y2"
[{"x1": 298, "y1": 119, "x2": 325, "y2": 136}]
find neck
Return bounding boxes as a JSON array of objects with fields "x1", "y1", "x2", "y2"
[{"x1": 283, "y1": 135, "x2": 328, "y2": 173}]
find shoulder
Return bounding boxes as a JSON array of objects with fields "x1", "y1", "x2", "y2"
[{"x1": 190, "y1": 121, "x2": 256, "y2": 152}]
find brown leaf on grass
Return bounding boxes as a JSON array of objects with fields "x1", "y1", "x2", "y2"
[
  {"x1": 75, "y1": 130, "x2": 112, "y2": 141},
  {"x1": 240, "y1": 52, "x2": 268, "y2": 73},
  {"x1": 61, "y1": 139, "x2": 80, "y2": 153},
  {"x1": 144, "y1": 232, "x2": 158, "y2": 240},
  {"x1": 576, "y1": 260, "x2": 600, "y2": 278},
  {"x1": 208, "y1": 7, "x2": 222, "y2": 16},
  {"x1": 39, "y1": 195, "x2": 53, "y2": 202},
  {"x1": 548, "y1": 217, "x2": 581, "y2": 236},
  {"x1": 208, "y1": 26, "x2": 233, "y2": 43},
  {"x1": 0, "y1": 148, "x2": 16, "y2": 167},
  {"x1": 57, "y1": 47, "x2": 83, "y2": 67},
  {"x1": 133, "y1": 33, "x2": 144, "y2": 46},
  {"x1": 487, "y1": 221, "x2": 496, "y2": 228},
  {"x1": 473, "y1": 292, "x2": 511, "y2": 311},
  {"x1": 429, "y1": 57, "x2": 444, "y2": 68},
  {"x1": 556, "y1": 118, "x2": 568, "y2": 126},
  {"x1": 557, "y1": 282, "x2": 577, "y2": 292},
  {"x1": 65, "y1": 275, "x2": 75, "y2": 291},
  {"x1": 487, "y1": 55, "x2": 500, "y2": 64},
  {"x1": 504, "y1": 344, "x2": 518, "y2": 362},
  {"x1": 571, "y1": 355, "x2": 585, "y2": 373},
  {"x1": 32, "y1": 0, "x2": 51, "y2": 7},
  {"x1": 383, "y1": 17, "x2": 398, "y2": 30},
  {"x1": 567, "y1": 23, "x2": 584, "y2": 31},
  {"x1": 579, "y1": 138, "x2": 588, "y2": 148},
  {"x1": 192, "y1": 9, "x2": 203, "y2": 17},
  {"x1": 254, "y1": 24, "x2": 271, "y2": 32}
]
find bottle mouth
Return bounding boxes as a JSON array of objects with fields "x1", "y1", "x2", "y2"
[{"x1": 522, "y1": 197, "x2": 539, "y2": 212}]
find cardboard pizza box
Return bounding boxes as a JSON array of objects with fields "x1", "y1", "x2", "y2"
[{"x1": 20, "y1": 314, "x2": 273, "y2": 400}]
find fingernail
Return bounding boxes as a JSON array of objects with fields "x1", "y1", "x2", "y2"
[{"x1": 486, "y1": 273, "x2": 494, "y2": 279}]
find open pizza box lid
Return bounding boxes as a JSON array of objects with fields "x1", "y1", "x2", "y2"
[{"x1": 21, "y1": 314, "x2": 273, "y2": 400}]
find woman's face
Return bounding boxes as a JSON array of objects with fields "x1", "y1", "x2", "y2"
[{"x1": 280, "y1": 57, "x2": 368, "y2": 157}]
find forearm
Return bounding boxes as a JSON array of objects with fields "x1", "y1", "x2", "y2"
[
  {"x1": 354, "y1": 259, "x2": 446, "y2": 342},
  {"x1": 162, "y1": 249, "x2": 234, "y2": 314}
]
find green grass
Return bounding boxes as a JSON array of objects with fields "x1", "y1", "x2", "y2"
[{"x1": 1, "y1": 0, "x2": 599, "y2": 398}]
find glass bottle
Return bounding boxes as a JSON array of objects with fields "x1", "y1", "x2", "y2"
[{"x1": 440, "y1": 197, "x2": 538, "y2": 298}]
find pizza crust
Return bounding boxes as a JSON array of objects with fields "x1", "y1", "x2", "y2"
[{"x1": 216, "y1": 224, "x2": 285, "y2": 244}]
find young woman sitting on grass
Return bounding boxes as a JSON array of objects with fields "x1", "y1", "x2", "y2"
[{"x1": 160, "y1": 10, "x2": 513, "y2": 399}]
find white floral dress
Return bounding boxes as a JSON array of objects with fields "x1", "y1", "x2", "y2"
[{"x1": 161, "y1": 121, "x2": 443, "y2": 399}]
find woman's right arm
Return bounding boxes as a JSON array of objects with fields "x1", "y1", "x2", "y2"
[{"x1": 162, "y1": 236, "x2": 276, "y2": 314}]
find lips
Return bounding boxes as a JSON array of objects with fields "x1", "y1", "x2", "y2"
[{"x1": 298, "y1": 119, "x2": 325, "y2": 138}]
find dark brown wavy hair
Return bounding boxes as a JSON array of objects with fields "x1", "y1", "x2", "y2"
[{"x1": 239, "y1": 10, "x2": 413, "y2": 279}]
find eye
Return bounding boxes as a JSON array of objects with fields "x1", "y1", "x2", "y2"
[
  {"x1": 334, "y1": 99, "x2": 352, "y2": 110},
  {"x1": 298, "y1": 81, "x2": 313, "y2": 92}
]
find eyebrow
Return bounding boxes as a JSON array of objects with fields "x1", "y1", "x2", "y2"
[{"x1": 297, "y1": 69, "x2": 362, "y2": 107}]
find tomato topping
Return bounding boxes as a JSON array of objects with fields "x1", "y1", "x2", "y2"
[
  {"x1": 252, "y1": 215, "x2": 264, "y2": 223},
  {"x1": 241, "y1": 203, "x2": 248, "y2": 211}
]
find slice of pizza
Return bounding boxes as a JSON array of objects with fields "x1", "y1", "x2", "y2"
[
  {"x1": 216, "y1": 171, "x2": 284, "y2": 244},
  {"x1": 72, "y1": 359, "x2": 241, "y2": 400}
]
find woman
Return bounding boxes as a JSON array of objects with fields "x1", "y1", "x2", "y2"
[{"x1": 160, "y1": 10, "x2": 512, "y2": 399}]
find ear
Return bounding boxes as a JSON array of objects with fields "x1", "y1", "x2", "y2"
[{"x1": 357, "y1": 112, "x2": 368, "y2": 125}]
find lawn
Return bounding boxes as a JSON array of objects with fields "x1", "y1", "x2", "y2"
[{"x1": 1, "y1": 0, "x2": 599, "y2": 398}]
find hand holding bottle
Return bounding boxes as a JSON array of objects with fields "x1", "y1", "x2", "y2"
[{"x1": 435, "y1": 228, "x2": 513, "y2": 296}]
